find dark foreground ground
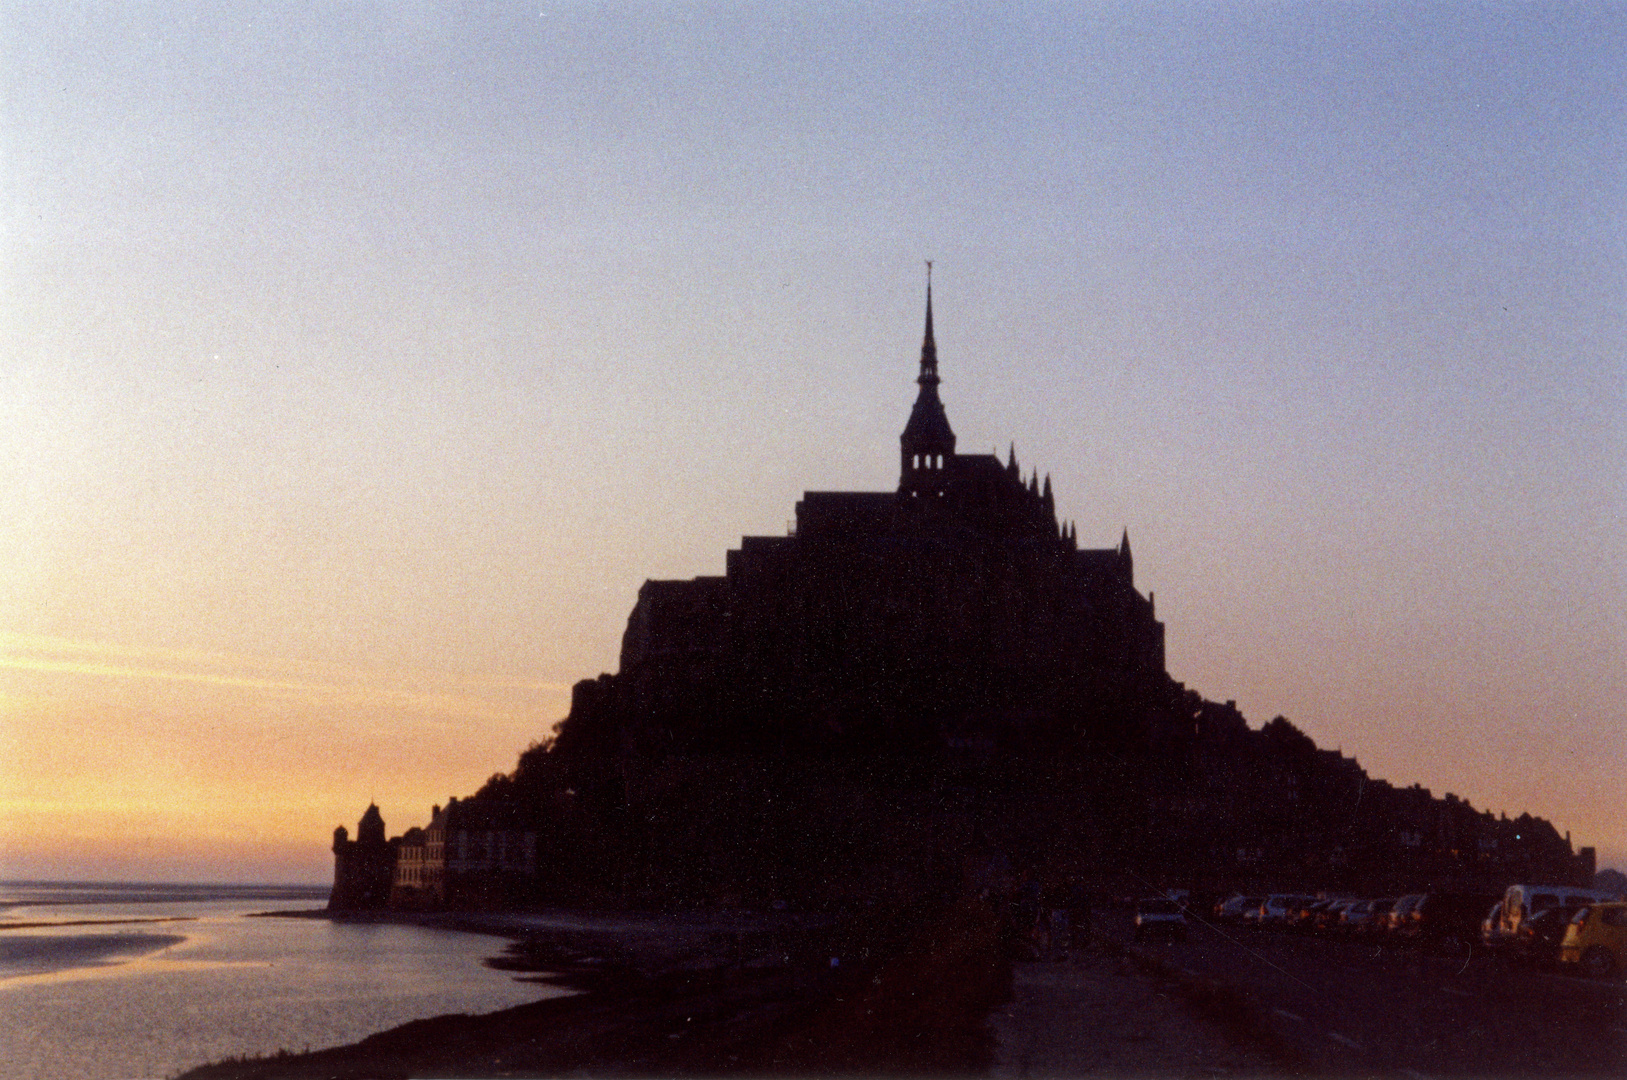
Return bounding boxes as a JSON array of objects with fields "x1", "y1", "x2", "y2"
[
  {"x1": 180, "y1": 898, "x2": 1627, "y2": 1079},
  {"x1": 178, "y1": 899, "x2": 1013, "y2": 1079},
  {"x1": 1095, "y1": 906, "x2": 1627, "y2": 1076}
]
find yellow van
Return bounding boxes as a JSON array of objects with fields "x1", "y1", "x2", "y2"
[{"x1": 1559, "y1": 902, "x2": 1627, "y2": 978}]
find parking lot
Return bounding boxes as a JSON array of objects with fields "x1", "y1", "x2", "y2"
[{"x1": 1100, "y1": 904, "x2": 1627, "y2": 1076}]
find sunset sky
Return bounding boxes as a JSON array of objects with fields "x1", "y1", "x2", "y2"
[{"x1": 3, "y1": 2, "x2": 1622, "y2": 884}]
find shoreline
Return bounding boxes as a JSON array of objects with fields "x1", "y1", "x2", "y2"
[
  {"x1": 252, "y1": 904, "x2": 837, "y2": 972},
  {"x1": 257, "y1": 903, "x2": 853, "y2": 1001},
  {"x1": 178, "y1": 898, "x2": 1009, "y2": 1078},
  {"x1": 0, "y1": 915, "x2": 198, "y2": 931}
]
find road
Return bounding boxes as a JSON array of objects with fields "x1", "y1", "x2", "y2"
[{"x1": 1101, "y1": 908, "x2": 1627, "y2": 1076}]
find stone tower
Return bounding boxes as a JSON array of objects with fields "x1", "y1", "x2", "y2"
[{"x1": 329, "y1": 803, "x2": 397, "y2": 911}]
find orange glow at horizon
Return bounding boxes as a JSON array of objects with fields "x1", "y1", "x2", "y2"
[{"x1": 0, "y1": 635, "x2": 572, "y2": 883}]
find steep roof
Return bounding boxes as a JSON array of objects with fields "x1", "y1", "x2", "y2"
[{"x1": 901, "y1": 386, "x2": 956, "y2": 449}]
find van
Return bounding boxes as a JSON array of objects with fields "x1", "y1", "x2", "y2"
[
  {"x1": 1498, "y1": 884, "x2": 1622, "y2": 940},
  {"x1": 1559, "y1": 902, "x2": 1627, "y2": 978}
]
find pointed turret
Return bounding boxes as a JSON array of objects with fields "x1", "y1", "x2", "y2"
[
  {"x1": 1007, "y1": 443, "x2": 1019, "y2": 478},
  {"x1": 1119, "y1": 528, "x2": 1134, "y2": 583},
  {"x1": 357, "y1": 802, "x2": 386, "y2": 845},
  {"x1": 900, "y1": 263, "x2": 956, "y2": 492}
]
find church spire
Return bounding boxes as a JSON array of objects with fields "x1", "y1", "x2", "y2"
[
  {"x1": 899, "y1": 262, "x2": 956, "y2": 493},
  {"x1": 918, "y1": 261, "x2": 938, "y2": 389}
]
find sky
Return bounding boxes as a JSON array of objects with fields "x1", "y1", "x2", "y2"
[{"x1": 2, "y1": 2, "x2": 1622, "y2": 884}]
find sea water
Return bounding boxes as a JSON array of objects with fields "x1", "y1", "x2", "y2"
[{"x1": 0, "y1": 881, "x2": 560, "y2": 1080}]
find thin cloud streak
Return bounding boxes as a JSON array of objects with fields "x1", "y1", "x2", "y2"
[{"x1": 0, "y1": 634, "x2": 569, "y2": 723}]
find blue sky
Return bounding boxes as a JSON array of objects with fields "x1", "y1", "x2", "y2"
[{"x1": 2, "y1": 2, "x2": 1622, "y2": 880}]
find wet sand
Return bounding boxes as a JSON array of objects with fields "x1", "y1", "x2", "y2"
[{"x1": 0, "y1": 931, "x2": 188, "y2": 979}]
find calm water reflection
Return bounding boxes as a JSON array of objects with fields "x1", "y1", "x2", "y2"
[{"x1": 0, "y1": 883, "x2": 559, "y2": 1080}]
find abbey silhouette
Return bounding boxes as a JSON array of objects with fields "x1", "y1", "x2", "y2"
[
  {"x1": 553, "y1": 270, "x2": 1164, "y2": 760},
  {"x1": 333, "y1": 275, "x2": 1594, "y2": 912}
]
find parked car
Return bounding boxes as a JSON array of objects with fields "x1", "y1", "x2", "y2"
[
  {"x1": 1342, "y1": 897, "x2": 1396, "y2": 937},
  {"x1": 1316, "y1": 898, "x2": 1359, "y2": 934},
  {"x1": 1216, "y1": 895, "x2": 1264, "y2": 925},
  {"x1": 1338, "y1": 899, "x2": 1376, "y2": 935},
  {"x1": 1560, "y1": 902, "x2": 1627, "y2": 979},
  {"x1": 1289, "y1": 898, "x2": 1334, "y2": 932},
  {"x1": 1134, "y1": 898, "x2": 1188, "y2": 942},
  {"x1": 1258, "y1": 894, "x2": 1318, "y2": 928},
  {"x1": 1385, "y1": 894, "x2": 1427, "y2": 933},
  {"x1": 1402, "y1": 892, "x2": 1504, "y2": 946}
]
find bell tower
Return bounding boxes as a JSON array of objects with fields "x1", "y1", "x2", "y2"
[{"x1": 899, "y1": 263, "x2": 956, "y2": 495}]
